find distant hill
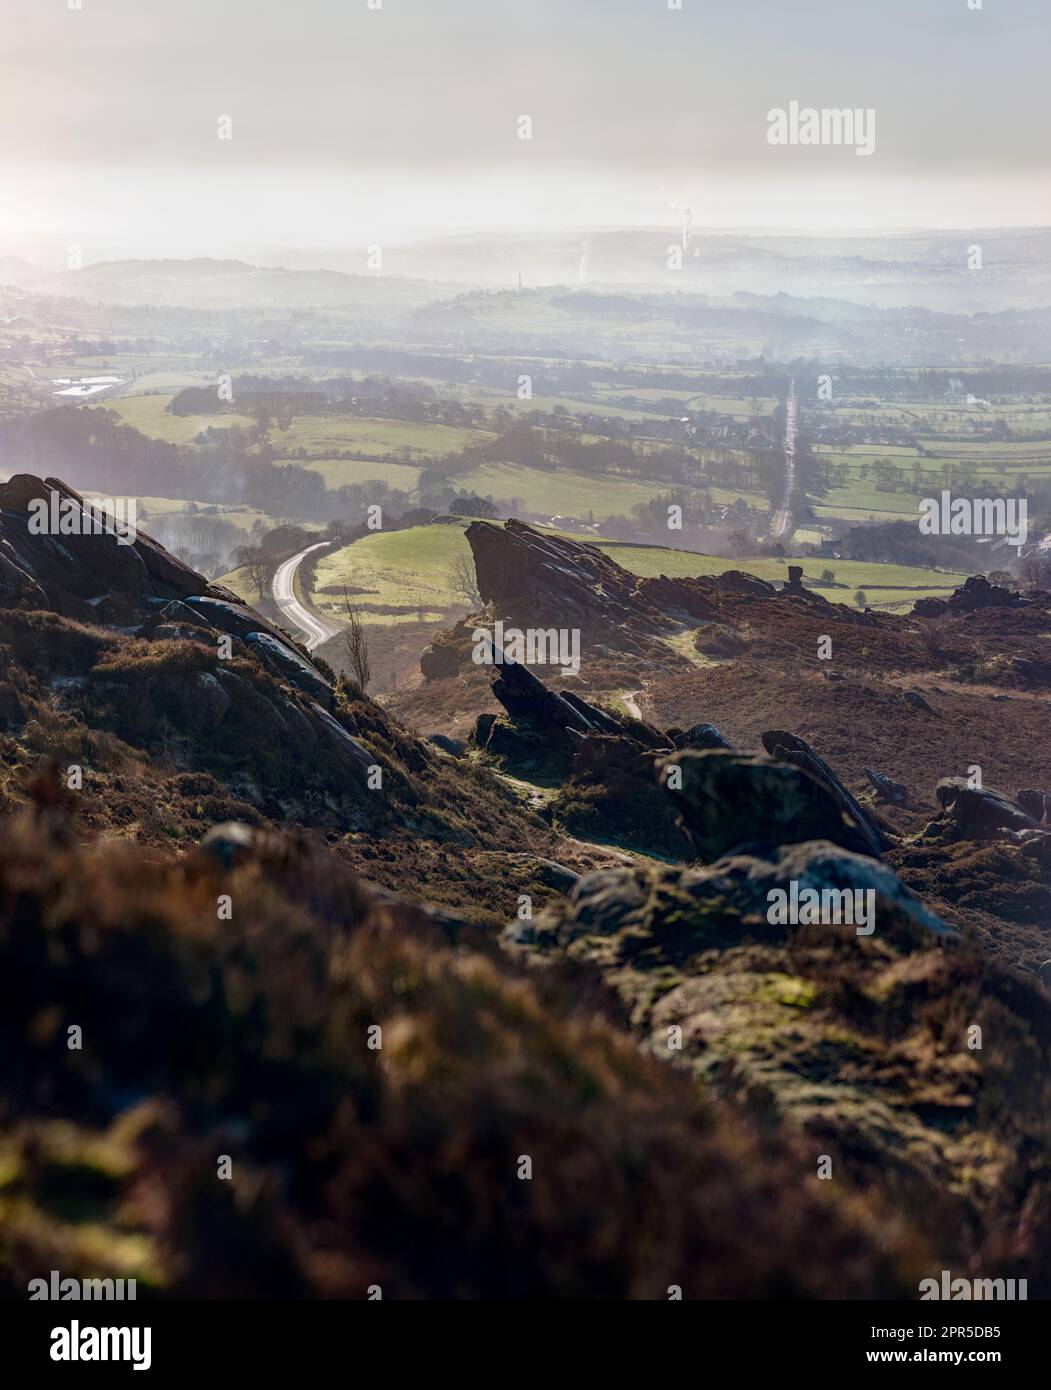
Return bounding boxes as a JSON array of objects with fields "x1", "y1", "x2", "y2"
[
  {"x1": 0, "y1": 254, "x2": 53, "y2": 289},
  {"x1": 31, "y1": 256, "x2": 453, "y2": 311},
  {"x1": 381, "y1": 225, "x2": 1051, "y2": 312}
]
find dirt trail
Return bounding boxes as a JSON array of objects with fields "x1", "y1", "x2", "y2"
[{"x1": 622, "y1": 690, "x2": 644, "y2": 720}]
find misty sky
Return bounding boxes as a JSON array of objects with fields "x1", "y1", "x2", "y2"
[{"x1": 2, "y1": 0, "x2": 1049, "y2": 261}]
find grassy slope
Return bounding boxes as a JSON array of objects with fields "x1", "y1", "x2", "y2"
[{"x1": 313, "y1": 522, "x2": 472, "y2": 621}]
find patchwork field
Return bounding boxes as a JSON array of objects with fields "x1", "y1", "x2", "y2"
[
  {"x1": 51, "y1": 351, "x2": 1051, "y2": 568},
  {"x1": 446, "y1": 461, "x2": 683, "y2": 519},
  {"x1": 89, "y1": 392, "x2": 256, "y2": 443},
  {"x1": 444, "y1": 460, "x2": 767, "y2": 520},
  {"x1": 88, "y1": 391, "x2": 494, "y2": 459}
]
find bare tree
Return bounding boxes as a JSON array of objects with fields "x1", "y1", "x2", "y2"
[
  {"x1": 446, "y1": 551, "x2": 482, "y2": 610},
  {"x1": 337, "y1": 586, "x2": 371, "y2": 694},
  {"x1": 236, "y1": 544, "x2": 277, "y2": 600}
]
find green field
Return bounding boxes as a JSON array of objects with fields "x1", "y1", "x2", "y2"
[
  {"x1": 89, "y1": 393, "x2": 256, "y2": 444},
  {"x1": 508, "y1": 394, "x2": 660, "y2": 423},
  {"x1": 605, "y1": 542, "x2": 969, "y2": 613},
  {"x1": 597, "y1": 541, "x2": 968, "y2": 599},
  {"x1": 313, "y1": 521, "x2": 473, "y2": 623},
  {"x1": 276, "y1": 415, "x2": 494, "y2": 459},
  {"x1": 88, "y1": 393, "x2": 494, "y2": 459},
  {"x1": 443, "y1": 461, "x2": 767, "y2": 520},
  {"x1": 809, "y1": 409, "x2": 1051, "y2": 526},
  {"x1": 296, "y1": 458, "x2": 424, "y2": 491},
  {"x1": 811, "y1": 503, "x2": 920, "y2": 524}
]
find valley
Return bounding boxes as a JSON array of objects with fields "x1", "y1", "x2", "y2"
[{"x1": 2, "y1": 235, "x2": 1050, "y2": 1308}]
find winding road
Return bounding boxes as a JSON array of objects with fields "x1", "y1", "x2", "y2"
[
  {"x1": 768, "y1": 380, "x2": 797, "y2": 540},
  {"x1": 271, "y1": 542, "x2": 341, "y2": 651}
]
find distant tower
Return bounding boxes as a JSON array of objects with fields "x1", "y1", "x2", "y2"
[{"x1": 517, "y1": 270, "x2": 522, "y2": 292}]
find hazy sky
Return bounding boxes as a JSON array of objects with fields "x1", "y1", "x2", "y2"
[{"x1": 2, "y1": 0, "x2": 1048, "y2": 261}]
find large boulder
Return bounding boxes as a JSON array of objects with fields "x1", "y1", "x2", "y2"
[
  {"x1": 420, "y1": 637, "x2": 466, "y2": 680},
  {"x1": 914, "y1": 573, "x2": 1026, "y2": 618},
  {"x1": 762, "y1": 729, "x2": 890, "y2": 857},
  {"x1": 673, "y1": 722, "x2": 735, "y2": 752},
  {"x1": 1017, "y1": 789, "x2": 1051, "y2": 824},
  {"x1": 467, "y1": 518, "x2": 665, "y2": 635},
  {"x1": 192, "y1": 670, "x2": 232, "y2": 728},
  {"x1": 531, "y1": 839, "x2": 954, "y2": 955},
  {"x1": 934, "y1": 778, "x2": 1047, "y2": 840},
  {"x1": 658, "y1": 749, "x2": 878, "y2": 860}
]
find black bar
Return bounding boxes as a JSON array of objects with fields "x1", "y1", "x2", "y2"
[{"x1": 3, "y1": 1298, "x2": 1041, "y2": 1376}]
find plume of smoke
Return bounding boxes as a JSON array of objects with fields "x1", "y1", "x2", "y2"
[
  {"x1": 669, "y1": 201, "x2": 693, "y2": 251},
  {"x1": 578, "y1": 239, "x2": 591, "y2": 285}
]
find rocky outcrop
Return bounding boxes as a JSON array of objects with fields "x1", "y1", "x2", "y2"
[
  {"x1": 761, "y1": 729, "x2": 891, "y2": 856},
  {"x1": 865, "y1": 766, "x2": 908, "y2": 806},
  {"x1": 659, "y1": 749, "x2": 880, "y2": 860},
  {"x1": 0, "y1": 473, "x2": 208, "y2": 617},
  {"x1": 502, "y1": 822, "x2": 1051, "y2": 1281},
  {"x1": 476, "y1": 656, "x2": 666, "y2": 760},
  {"x1": 904, "y1": 689, "x2": 942, "y2": 716},
  {"x1": 932, "y1": 778, "x2": 1051, "y2": 842},
  {"x1": 913, "y1": 573, "x2": 1050, "y2": 618},
  {"x1": 468, "y1": 518, "x2": 671, "y2": 639},
  {"x1": 671, "y1": 722, "x2": 736, "y2": 751},
  {"x1": 427, "y1": 732, "x2": 465, "y2": 758},
  {"x1": 420, "y1": 635, "x2": 465, "y2": 680},
  {"x1": 421, "y1": 519, "x2": 899, "y2": 686},
  {"x1": 473, "y1": 656, "x2": 688, "y2": 856},
  {"x1": 780, "y1": 564, "x2": 829, "y2": 606},
  {"x1": 0, "y1": 537, "x2": 50, "y2": 608},
  {"x1": 515, "y1": 838, "x2": 955, "y2": 958},
  {"x1": 422, "y1": 521, "x2": 791, "y2": 684},
  {"x1": 0, "y1": 473, "x2": 336, "y2": 713},
  {"x1": 476, "y1": 659, "x2": 917, "y2": 864},
  {"x1": 244, "y1": 631, "x2": 333, "y2": 704}
]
